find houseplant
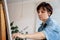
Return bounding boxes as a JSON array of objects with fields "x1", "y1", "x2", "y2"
[{"x1": 10, "y1": 21, "x2": 23, "y2": 40}]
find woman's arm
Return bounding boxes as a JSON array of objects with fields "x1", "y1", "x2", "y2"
[
  {"x1": 25, "y1": 32, "x2": 46, "y2": 39},
  {"x1": 12, "y1": 32, "x2": 46, "y2": 40}
]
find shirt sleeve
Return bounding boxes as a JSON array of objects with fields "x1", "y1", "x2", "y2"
[{"x1": 42, "y1": 26, "x2": 59, "y2": 40}]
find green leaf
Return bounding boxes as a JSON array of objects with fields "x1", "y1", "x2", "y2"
[
  {"x1": 11, "y1": 26, "x2": 18, "y2": 30},
  {"x1": 11, "y1": 30, "x2": 19, "y2": 34},
  {"x1": 10, "y1": 21, "x2": 14, "y2": 26},
  {"x1": 11, "y1": 27, "x2": 15, "y2": 30},
  {"x1": 14, "y1": 26, "x2": 18, "y2": 29},
  {"x1": 15, "y1": 37, "x2": 23, "y2": 40},
  {"x1": 11, "y1": 31, "x2": 15, "y2": 34},
  {"x1": 15, "y1": 30, "x2": 19, "y2": 33}
]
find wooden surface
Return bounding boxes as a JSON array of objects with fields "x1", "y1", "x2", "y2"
[
  {"x1": 0, "y1": 3, "x2": 2, "y2": 40},
  {"x1": 0, "y1": 3, "x2": 6, "y2": 40}
]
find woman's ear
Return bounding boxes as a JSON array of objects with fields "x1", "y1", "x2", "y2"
[{"x1": 48, "y1": 12, "x2": 51, "y2": 16}]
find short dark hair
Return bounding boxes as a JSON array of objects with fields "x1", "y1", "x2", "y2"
[{"x1": 37, "y1": 2, "x2": 53, "y2": 16}]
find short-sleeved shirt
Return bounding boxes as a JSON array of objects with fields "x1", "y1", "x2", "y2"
[{"x1": 38, "y1": 17, "x2": 60, "y2": 40}]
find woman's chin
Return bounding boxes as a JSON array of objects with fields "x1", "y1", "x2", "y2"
[{"x1": 39, "y1": 18, "x2": 42, "y2": 20}]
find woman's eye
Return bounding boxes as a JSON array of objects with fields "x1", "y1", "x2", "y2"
[{"x1": 41, "y1": 11, "x2": 45, "y2": 13}]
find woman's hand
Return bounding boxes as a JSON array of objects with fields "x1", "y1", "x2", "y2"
[{"x1": 12, "y1": 33, "x2": 26, "y2": 39}]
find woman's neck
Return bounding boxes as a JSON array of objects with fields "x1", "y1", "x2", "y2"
[{"x1": 42, "y1": 18, "x2": 49, "y2": 24}]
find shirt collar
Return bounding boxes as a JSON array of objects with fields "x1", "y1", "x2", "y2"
[
  {"x1": 45, "y1": 17, "x2": 51, "y2": 25},
  {"x1": 40, "y1": 17, "x2": 51, "y2": 25}
]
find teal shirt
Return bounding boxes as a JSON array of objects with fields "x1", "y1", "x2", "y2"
[{"x1": 38, "y1": 18, "x2": 60, "y2": 40}]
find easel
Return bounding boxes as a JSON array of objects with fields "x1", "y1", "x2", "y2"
[{"x1": 0, "y1": 1, "x2": 6, "y2": 40}]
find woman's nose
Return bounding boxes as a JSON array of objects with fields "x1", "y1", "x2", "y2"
[{"x1": 38, "y1": 13, "x2": 41, "y2": 16}]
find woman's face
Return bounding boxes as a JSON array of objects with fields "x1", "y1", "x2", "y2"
[{"x1": 38, "y1": 8, "x2": 50, "y2": 21}]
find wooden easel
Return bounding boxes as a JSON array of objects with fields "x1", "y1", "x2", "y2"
[{"x1": 0, "y1": 2, "x2": 6, "y2": 40}]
